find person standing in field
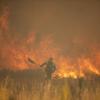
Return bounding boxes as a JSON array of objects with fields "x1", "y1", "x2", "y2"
[{"x1": 40, "y1": 57, "x2": 56, "y2": 80}]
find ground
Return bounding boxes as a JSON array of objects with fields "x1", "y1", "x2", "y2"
[{"x1": 0, "y1": 69, "x2": 100, "y2": 100}]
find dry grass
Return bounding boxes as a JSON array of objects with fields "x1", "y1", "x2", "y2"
[{"x1": 0, "y1": 77, "x2": 100, "y2": 100}]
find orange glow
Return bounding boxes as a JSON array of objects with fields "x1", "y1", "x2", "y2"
[
  {"x1": 79, "y1": 58, "x2": 100, "y2": 75},
  {"x1": 0, "y1": 7, "x2": 10, "y2": 32},
  {"x1": 0, "y1": 7, "x2": 100, "y2": 78}
]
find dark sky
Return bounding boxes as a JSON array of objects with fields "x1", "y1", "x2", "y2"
[{"x1": 0, "y1": 0, "x2": 100, "y2": 70}]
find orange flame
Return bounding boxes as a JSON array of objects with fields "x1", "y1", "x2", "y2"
[{"x1": 0, "y1": 7, "x2": 100, "y2": 78}]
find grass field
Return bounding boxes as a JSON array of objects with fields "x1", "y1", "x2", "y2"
[{"x1": 0, "y1": 74, "x2": 100, "y2": 100}]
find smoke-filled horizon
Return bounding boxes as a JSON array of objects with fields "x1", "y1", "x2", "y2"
[{"x1": 0, "y1": 0, "x2": 100, "y2": 77}]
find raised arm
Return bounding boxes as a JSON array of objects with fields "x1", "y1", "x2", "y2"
[{"x1": 40, "y1": 62, "x2": 47, "y2": 67}]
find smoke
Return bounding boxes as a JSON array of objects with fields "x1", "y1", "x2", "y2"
[
  {"x1": 0, "y1": 7, "x2": 61, "y2": 70},
  {"x1": 0, "y1": 6, "x2": 99, "y2": 78}
]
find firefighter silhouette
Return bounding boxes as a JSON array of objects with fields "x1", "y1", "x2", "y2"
[{"x1": 40, "y1": 57, "x2": 56, "y2": 80}]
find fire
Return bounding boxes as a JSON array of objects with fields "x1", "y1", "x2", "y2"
[
  {"x1": 0, "y1": 7, "x2": 100, "y2": 78},
  {"x1": 54, "y1": 57, "x2": 85, "y2": 79},
  {"x1": 57, "y1": 71, "x2": 78, "y2": 79},
  {"x1": 57, "y1": 70, "x2": 85, "y2": 79},
  {"x1": 55, "y1": 56, "x2": 100, "y2": 78},
  {"x1": 79, "y1": 58, "x2": 100, "y2": 75},
  {"x1": 0, "y1": 7, "x2": 10, "y2": 33}
]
